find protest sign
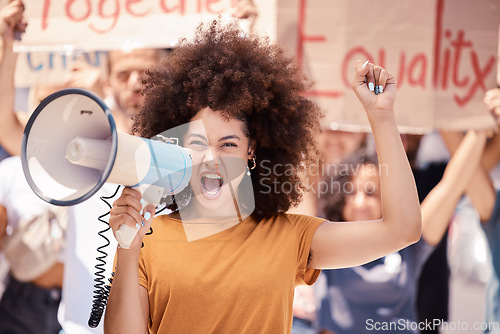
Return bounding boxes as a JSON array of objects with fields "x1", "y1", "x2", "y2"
[
  {"x1": 15, "y1": 0, "x2": 276, "y2": 51},
  {"x1": 13, "y1": 0, "x2": 276, "y2": 87},
  {"x1": 278, "y1": 0, "x2": 500, "y2": 132}
]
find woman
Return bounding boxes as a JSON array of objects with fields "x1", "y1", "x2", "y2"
[
  {"x1": 104, "y1": 20, "x2": 421, "y2": 333},
  {"x1": 316, "y1": 153, "x2": 429, "y2": 334},
  {"x1": 316, "y1": 128, "x2": 487, "y2": 334}
]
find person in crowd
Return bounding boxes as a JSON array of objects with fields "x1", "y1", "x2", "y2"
[
  {"x1": 102, "y1": 48, "x2": 169, "y2": 132},
  {"x1": 0, "y1": 2, "x2": 66, "y2": 333},
  {"x1": 0, "y1": 156, "x2": 67, "y2": 334},
  {"x1": 441, "y1": 87, "x2": 500, "y2": 334},
  {"x1": 315, "y1": 128, "x2": 488, "y2": 334},
  {"x1": 103, "y1": 19, "x2": 422, "y2": 333}
]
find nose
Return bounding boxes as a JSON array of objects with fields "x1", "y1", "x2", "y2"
[
  {"x1": 352, "y1": 191, "x2": 366, "y2": 208},
  {"x1": 203, "y1": 146, "x2": 219, "y2": 167},
  {"x1": 128, "y1": 70, "x2": 142, "y2": 91}
]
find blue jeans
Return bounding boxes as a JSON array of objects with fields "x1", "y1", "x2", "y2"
[{"x1": 0, "y1": 275, "x2": 62, "y2": 334}]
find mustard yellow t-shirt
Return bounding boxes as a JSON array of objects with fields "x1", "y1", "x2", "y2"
[{"x1": 138, "y1": 213, "x2": 325, "y2": 333}]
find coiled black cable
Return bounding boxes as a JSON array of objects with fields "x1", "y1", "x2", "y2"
[{"x1": 88, "y1": 185, "x2": 121, "y2": 328}]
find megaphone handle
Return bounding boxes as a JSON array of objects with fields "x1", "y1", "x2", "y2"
[{"x1": 115, "y1": 184, "x2": 164, "y2": 249}]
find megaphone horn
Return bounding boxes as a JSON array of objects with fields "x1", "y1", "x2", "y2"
[{"x1": 21, "y1": 88, "x2": 192, "y2": 248}]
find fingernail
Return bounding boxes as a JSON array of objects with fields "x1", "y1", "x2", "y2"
[
  {"x1": 362, "y1": 60, "x2": 369, "y2": 69},
  {"x1": 135, "y1": 223, "x2": 141, "y2": 229},
  {"x1": 364, "y1": 77, "x2": 367, "y2": 83},
  {"x1": 374, "y1": 85, "x2": 380, "y2": 95},
  {"x1": 368, "y1": 82, "x2": 374, "y2": 92},
  {"x1": 378, "y1": 85, "x2": 384, "y2": 94},
  {"x1": 144, "y1": 212, "x2": 151, "y2": 221}
]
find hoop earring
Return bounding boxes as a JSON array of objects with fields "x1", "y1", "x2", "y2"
[
  {"x1": 247, "y1": 156, "x2": 256, "y2": 176},
  {"x1": 250, "y1": 156, "x2": 256, "y2": 170}
]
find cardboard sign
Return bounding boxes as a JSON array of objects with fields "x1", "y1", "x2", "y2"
[
  {"x1": 15, "y1": 0, "x2": 276, "y2": 51},
  {"x1": 278, "y1": 0, "x2": 500, "y2": 133},
  {"x1": 13, "y1": 0, "x2": 276, "y2": 87}
]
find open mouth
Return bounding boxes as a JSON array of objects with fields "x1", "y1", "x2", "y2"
[{"x1": 200, "y1": 173, "x2": 224, "y2": 198}]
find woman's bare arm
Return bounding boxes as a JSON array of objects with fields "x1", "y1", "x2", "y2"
[
  {"x1": 104, "y1": 188, "x2": 155, "y2": 334},
  {"x1": 309, "y1": 60, "x2": 421, "y2": 269}
]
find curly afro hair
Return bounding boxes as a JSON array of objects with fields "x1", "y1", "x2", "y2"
[
  {"x1": 320, "y1": 152, "x2": 379, "y2": 222},
  {"x1": 133, "y1": 19, "x2": 323, "y2": 220}
]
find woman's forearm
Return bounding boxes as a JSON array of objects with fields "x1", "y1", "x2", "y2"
[
  {"x1": 104, "y1": 249, "x2": 148, "y2": 334},
  {"x1": 0, "y1": 33, "x2": 23, "y2": 155},
  {"x1": 440, "y1": 130, "x2": 497, "y2": 223},
  {"x1": 422, "y1": 130, "x2": 487, "y2": 245},
  {"x1": 368, "y1": 113, "x2": 422, "y2": 246}
]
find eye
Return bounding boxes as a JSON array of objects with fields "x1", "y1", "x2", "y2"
[
  {"x1": 115, "y1": 71, "x2": 130, "y2": 82},
  {"x1": 221, "y1": 142, "x2": 237, "y2": 148},
  {"x1": 187, "y1": 140, "x2": 208, "y2": 151},
  {"x1": 364, "y1": 185, "x2": 378, "y2": 195},
  {"x1": 189, "y1": 140, "x2": 205, "y2": 146}
]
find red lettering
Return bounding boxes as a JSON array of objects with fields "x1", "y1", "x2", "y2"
[
  {"x1": 454, "y1": 52, "x2": 495, "y2": 107},
  {"x1": 65, "y1": 0, "x2": 91, "y2": 22},
  {"x1": 297, "y1": 0, "x2": 326, "y2": 70},
  {"x1": 451, "y1": 30, "x2": 472, "y2": 87},
  {"x1": 441, "y1": 48, "x2": 451, "y2": 89},
  {"x1": 89, "y1": 0, "x2": 120, "y2": 34},
  {"x1": 298, "y1": 0, "x2": 341, "y2": 98},
  {"x1": 126, "y1": 0, "x2": 149, "y2": 17},
  {"x1": 41, "y1": 0, "x2": 51, "y2": 30},
  {"x1": 432, "y1": 0, "x2": 444, "y2": 87},
  {"x1": 408, "y1": 53, "x2": 427, "y2": 88},
  {"x1": 160, "y1": 0, "x2": 186, "y2": 15}
]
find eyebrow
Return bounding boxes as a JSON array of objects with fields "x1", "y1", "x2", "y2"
[
  {"x1": 188, "y1": 133, "x2": 241, "y2": 142},
  {"x1": 219, "y1": 135, "x2": 241, "y2": 141},
  {"x1": 188, "y1": 133, "x2": 207, "y2": 141}
]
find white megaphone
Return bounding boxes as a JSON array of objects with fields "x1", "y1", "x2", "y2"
[{"x1": 21, "y1": 88, "x2": 193, "y2": 248}]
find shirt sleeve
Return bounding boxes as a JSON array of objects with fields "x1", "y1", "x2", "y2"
[{"x1": 285, "y1": 213, "x2": 326, "y2": 286}]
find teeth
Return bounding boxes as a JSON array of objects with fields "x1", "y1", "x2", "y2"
[{"x1": 201, "y1": 173, "x2": 224, "y2": 196}]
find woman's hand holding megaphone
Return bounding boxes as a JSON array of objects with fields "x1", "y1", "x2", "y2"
[{"x1": 109, "y1": 187, "x2": 155, "y2": 250}]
